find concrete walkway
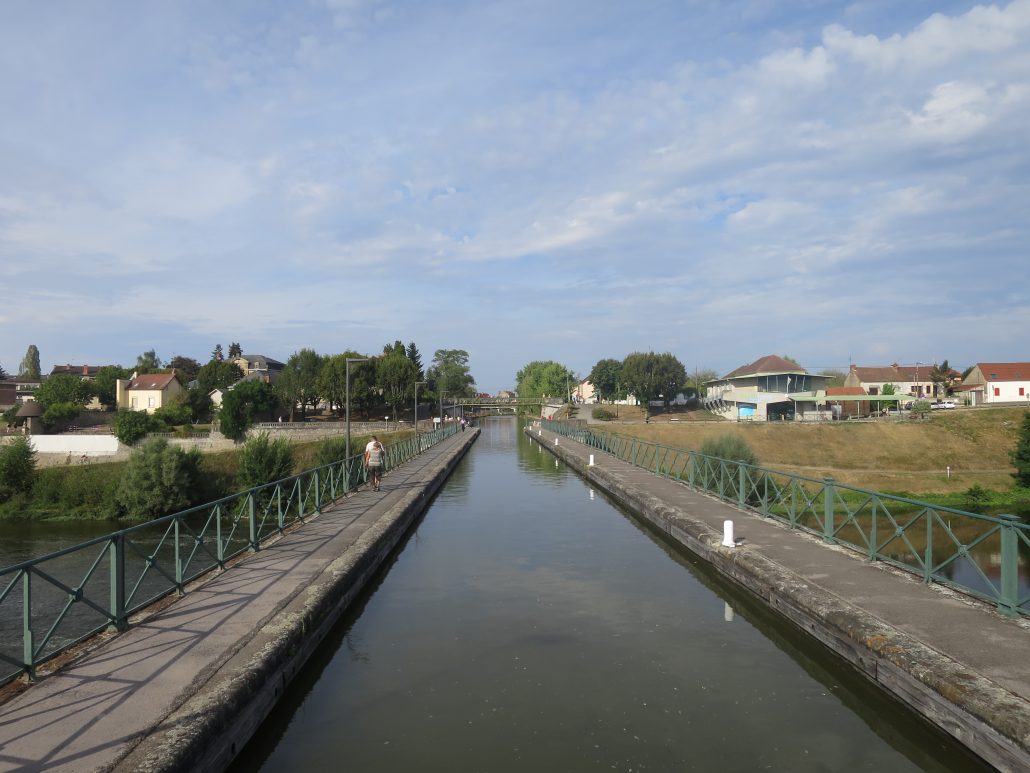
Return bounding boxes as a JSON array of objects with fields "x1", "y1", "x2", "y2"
[
  {"x1": 0, "y1": 429, "x2": 478, "y2": 773},
  {"x1": 529, "y1": 423, "x2": 1030, "y2": 771}
]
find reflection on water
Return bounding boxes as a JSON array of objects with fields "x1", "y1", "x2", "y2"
[{"x1": 228, "y1": 417, "x2": 988, "y2": 771}]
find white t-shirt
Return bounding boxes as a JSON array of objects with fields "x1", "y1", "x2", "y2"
[{"x1": 365, "y1": 440, "x2": 383, "y2": 466}]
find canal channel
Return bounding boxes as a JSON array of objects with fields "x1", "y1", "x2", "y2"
[{"x1": 229, "y1": 416, "x2": 989, "y2": 772}]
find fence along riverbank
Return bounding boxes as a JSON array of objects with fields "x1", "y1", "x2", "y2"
[{"x1": 530, "y1": 420, "x2": 1030, "y2": 770}]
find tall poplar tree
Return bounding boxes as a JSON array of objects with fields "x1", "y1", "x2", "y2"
[{"x1": 19, "y1": 345, "x2": 41, "y2": 379}]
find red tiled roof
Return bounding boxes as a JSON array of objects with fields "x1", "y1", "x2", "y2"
[
  {"x1": 126, "y1": 373, "x2": 179, "y2": 391},
  {"x1": 827, "y1": 387, "x2": 867, "y2": 396},
  {"x1": 724, "y1": 355, "x2": 807, "y2": 379},
  {"x1": 851, "y1": 364, "x2": 934, "y2": 383},
  {"x1": 976, "y1": 362, "x2": 1030, "y2": 382}
]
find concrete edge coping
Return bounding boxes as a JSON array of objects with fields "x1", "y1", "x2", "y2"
[
  {"x1": 112, "y1": 429, "x2": 479, "y2": 772},
  {"x1": 530, "y1": 426, "x2": 1030, "y2": 769}
]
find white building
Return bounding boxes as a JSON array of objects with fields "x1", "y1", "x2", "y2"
[
  {"x1": 959, "y1": 363, "x2": 1030, "y2": 405},
  {"x1": 704, "y1": 355, "x2": 830, "y2": 421}
]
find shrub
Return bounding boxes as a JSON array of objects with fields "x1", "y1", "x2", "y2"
[
  {"x1": 2, "y1": 404, "x2": 20, "y2": 427},
  {"x1": 0, "y1": 436, "x2": 37, "y2": 501},
  {"x1": 910, "y1": 399, "x2": 932, "y2": 419},
  {"x1": 115, "y1": 438, "x2": 202, "y2": 519},
  {"x1": 315, "y1": 436, "x2": 352, "y2": 468},
  {"x1": 153, "y1": 402, "x2": 192, "y2": 429},
  {"x1": 964, "y1": 483, "x2": 991, "y2": 511},
  {"x1": 41, "y1": 402, "x2": 82, "y2": 431},
  {"x1": 699, "y1": 434, "x2": 759, "y2": 466},
  {"x1": 237, "y1": 433, "x2": 294, "y2": 491},
  {"x1": 592, "y1": 407, "x2": 616, "y2": 421},
  {"x1": 113, "y1": 410, "x2": 158, "y2": 445}
]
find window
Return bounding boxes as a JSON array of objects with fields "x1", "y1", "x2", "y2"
[
  {"x1": 994, "y1": 387, "x2": 1000, "y2": 397},
  {"x1": 131, "y1": 397, "x2": 137, "y2": 409},
  {"x1": 1021, "y1": 387, "x2": 1025, "y2": 396},
  {"x1": 148, "y1": 397, "x2": 156, "y2": 408}
]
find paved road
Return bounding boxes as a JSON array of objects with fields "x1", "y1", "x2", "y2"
[{"x1": 0, "y1": 430, "x2": 476, "y2": 773}]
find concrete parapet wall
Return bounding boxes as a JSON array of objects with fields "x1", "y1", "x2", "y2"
[
  {"x1": 25, "y1": 434, "x2": 123, "y2": 456},
  {"x1": 115, "y1": 429, "x2": 479, "y2": 772},
  {"x1": 529, "y1": 426, "x2": 1030, "y2": 771}
]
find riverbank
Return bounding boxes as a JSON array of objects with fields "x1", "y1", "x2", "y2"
[
  {"x1": 0, "y1": 429, "x2": 415, "y2": 523},
  {"x1": 579, "y1": 406, "x2": 1027, "y2": 495},
  {"x1": 527, "y1": 423, "x2": 1030, "y2": 770}
]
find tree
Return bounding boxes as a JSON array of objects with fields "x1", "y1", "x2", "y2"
[
  {"x1": 168, "y1": 356, "x2": 201, "y2": 385},
  {"x1": 41, "y1": 402, "x2": 83, "y2": 432},
  {"x1": 820, "y1": 369, "x2": 847, "y2": 388},
  {"x1": 93, "y1": 365, "x2": 131, "y2": 409},
  {"x1": 780, "y1": 355, "x2": 801, "y2": 366},
  {"x1": 0, "y1": 436, "x2": 36, "y2": 502},
  {"x1": 382, "y1": 340, "x2": 406, "y2": 358},
  {"x1": 219, "y1": 379, "x2": 278, "y2": 441},
  {"x1": 427, "y1": 349, "x2": 476, "y2": 397},
  {"x1": 113, "y1": 409, "x2": 158, "y2": 445},
  {"x1": 687, "y1": 368, "x2": 721, "y2": 397},
  {"x1": 620, "y1": 352, "x2": 686, "y2": 414},
  {"x1": 406, "y1": 342, "x2": 424, "y2": 379},
  {"x1": 911, "y1": 399, "x2": 932, "y2": 419},
  {"x1": 318, "y1": 351, "x2": 377, "y2": 416},
  {"x1": 35, "y1": 374, "x2": 92, "y2": 409},
  {"x1": 237, "y1": 433, "x2": 294, "y2": 491},
  {"x1": 588, "y1": 359, "x2": 623, "y2": 402},
  {"x1": 378, "y1": 352, "x2": 418, "y2": 421},
  {"x1": 0, "y1": 361, "x2": 7, "y2": 380},
  {"x1": 211, "y1": 344, "x2": 224, "y2": 361},
  {"x1": 228, "y1": 342, "x2": 242, "y2": 359},
  {"x1": 196, "y1": 359, "x2": 244, "y2": 395},
  {"x1": 276, "y1": 349, "x2": 323, "y2": 420},
  {"x1": 135, "y1": 349, "x2": 163, "y2": 374},
  {"x1": 115, "y1": 438, "x2": 201, "y2": 519},
  {"x1": 514, "y1": 361, "x2": 574, "y2": 400},
  {"x1": 19, "y1": 345, "x2": 41, "y2": 379},
  {"x1": 930, "y1": 360, "x2": 956, "y2": 397},
  {"x1": 1013, "y1": 413, "x2": 1030, "y2": 488}
]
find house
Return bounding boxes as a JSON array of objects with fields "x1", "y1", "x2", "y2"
[
  {"x1": 0, "y1": 381, "x2": 16, "y2": 411},
  {"x1": 495, "y1": 390, "x2": 516, "y2": 399},
  {"x1": 209, "y1": 372, "x2": 269, "y2": 408},
  {"x1": 231, "y1": 354, "x2": 285, "y2": 384},
  {"x1": 704, "y1": 355, "x2": 831, "y2": 421},
  {"x1": 960, "y1": 363, "x2": 1030, "y2": 406},
  {"x1": 116, "y1": 372, "x2": 183, "y2": 414},
  {"x1": 825, "y1": 386, "x2": 869, "y2": 418},
  {"x1": 49, "y1": 364, "x2": 105, "y2": 380},
  {"x1": 573, "y1": 380, "x2": 597, "y2": 403},
  {"x1": 844, "y1": 364, "x2": 940, "y2": 399}
]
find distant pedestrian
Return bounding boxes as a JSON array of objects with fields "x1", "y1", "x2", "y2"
[{"x1": 364, "y1": 436, "x2": 384, "y2": 491}]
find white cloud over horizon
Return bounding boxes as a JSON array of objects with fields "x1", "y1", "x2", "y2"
[{"x1": 1, "y1": 0, "x2": 1028, "y2": 390}]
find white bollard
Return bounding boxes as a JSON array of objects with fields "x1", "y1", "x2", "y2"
[
  {"x1": 724, "y1": 602, "x2": 735, "y2": 622},
  {"x1": 722, "y1": 520, "x2": 736, "y2": 548},
  {"x1": 589, "y1": 454, "x2": 595, "y2": 466},
  {"x1": 590, "y1": 489, "x2": 595, "y2": 500},
  {"x1": 555, "y1": 459, "x2": 559, "y2": 468},
  {"x1": 538, "y1": 429, "x2": 542, "y2": 436},
  {"x1": 554, "y1": 437, "x2": 559, "y2": 445}
]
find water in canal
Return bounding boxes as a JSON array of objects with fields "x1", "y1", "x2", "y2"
[{"x1": 245, "y1": 419, "x2": 988, "y2": 769}]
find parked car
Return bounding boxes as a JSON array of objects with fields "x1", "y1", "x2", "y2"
[{"x1": 931, "y1": 400, "x2": 956, "y2": 410}]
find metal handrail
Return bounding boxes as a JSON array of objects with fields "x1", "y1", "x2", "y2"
[
  {"x1": 0, "y1": 423, "x2": 461, "y2": 685},
  {"x1": 540, "y1": 419, "x2": 1029, "y2": 618}
]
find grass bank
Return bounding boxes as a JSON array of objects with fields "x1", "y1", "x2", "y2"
[
  {"x1": 0, "y1": 429, "x2": 413, "y2": 522},
  {"x1": 591, "y1": 406, "x2": 1027, "y2": 497}
]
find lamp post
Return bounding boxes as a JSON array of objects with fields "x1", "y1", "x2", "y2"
[
  {"x1": 414, "y1": 380, "x2": 427, "y2": 437},
  {"x1": 440, "y1": 390, "x2": 448, "y2": 426},
  {"x1": 915, "y1": 361, "x2": 922, "y2": 399},
  {"x1": 346, "y1": 357, "x2": 370, "y2": 461}
]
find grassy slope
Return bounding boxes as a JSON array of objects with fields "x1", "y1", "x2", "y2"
[{"x1": 603, "y1": 407, "x2": 1027, "y2": 495}]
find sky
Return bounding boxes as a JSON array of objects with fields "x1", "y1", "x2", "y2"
[{"x1": 1, "y1": 1, "x2": 1028, "y2": 392}]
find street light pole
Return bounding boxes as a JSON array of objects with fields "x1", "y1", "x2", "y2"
[
  {"x1": 414, "y1": 380, "x2": 427, "y2": 438},
  {"x1": 346, "y1": 357, "x2": 370, "y2": 462},
  {"x1": 440, "y1": 390, "x2": 448, "y2": 426}
]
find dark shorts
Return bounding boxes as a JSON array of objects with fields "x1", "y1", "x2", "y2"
[{"x1": 367, "y1": 465, "x2": 382, "y2": 473}]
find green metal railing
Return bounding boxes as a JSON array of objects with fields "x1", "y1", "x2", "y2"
[
  {"x1": 540, "y1": 420, "x2": 1030, "y2": 618},
  {"x1": 0, "y1": 423, "x2": 460, "y2": 685}
]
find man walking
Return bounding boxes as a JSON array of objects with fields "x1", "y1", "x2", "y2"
[{"x1": 364, "y1": 436, "x2": 385, "y2": 492}]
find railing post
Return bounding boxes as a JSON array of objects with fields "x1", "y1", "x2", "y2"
[
  {"x1": 688, "y1": 451, "x2": 695, "y2": 488},
  {"x1": 216, "y1": 504, "x2": 224, "y2": 567},
  {"x1": 655, "y1": 446, "x2": 661, "y2": 475},
  {"x1": 109, "y1": 534, "x2": 127, "y2": 631},
  {"x1": 248, "y1": 493, "x2": 259, "y2": 552},
  {"x1": 718, "y1": 461, "x2": 726, "y2": 500},
  {"x1": 924, "y1": 509, "x2": 934, "y2": 583},
  {"x1": 738, "y1": 464, "x2": 746, "y2": 508},
  {"x1": 998, "y1": 515, "x2": 1020, "y2": 617},
  {"x1": 868, "y1": 500, "x2": 878, "y2": 561},
  {"x1": 23, "y1": 569, "x2": 34, "y2": 681},
  {"x1": 314, "y1": 469, "x2": 321, "y2": 513},
  {"x1": 761, "y1": 472, "x2": 768, "y2": 516},
  {"x1": 823, "y1": 478, "x2": 835, "y2": 544},
  {"x1": 174, "y1": 518, "x2": 184, "y2": 595},
  {"x1": 790, "y1": 482, "x2": 797, "y2": 528}
]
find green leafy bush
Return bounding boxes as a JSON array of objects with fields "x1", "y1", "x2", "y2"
[
  {"x1": 115, "y1": 438, "x2": 202, "y2": 519},
  {"x1": 41, "y1": 402, "x2": 82, "y2": 431},
  {"x1": 237, "y1": 433, "x2": 294, "y2": 491},
  {"x1": 699, "y1": 435, "x2": 759, "y2": 466},
  {"x1": 592, "y1": 407, "x2": 616, "y2": 421},
  {"x1": 2, "y1": 405, "x2": 20, "y2": 427},
  {"x1": 113, "y1": 410, "x2": 158, "y2": 445},
  {"x1": 0, "y1": 436, "x2": 37, "y2": 501},
  {"x1": 153, "y1": 402, "x2": 192, "y2": 429},
  {"x1": 315, "y1": 436, "x2": 352, "y2": 468},
  {"x1": 1012, "y1": 413, "x2": 1030, "y2": 488},
  {"x1": 964, "y1": 483, "x2": 991, "y2": 511}
]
